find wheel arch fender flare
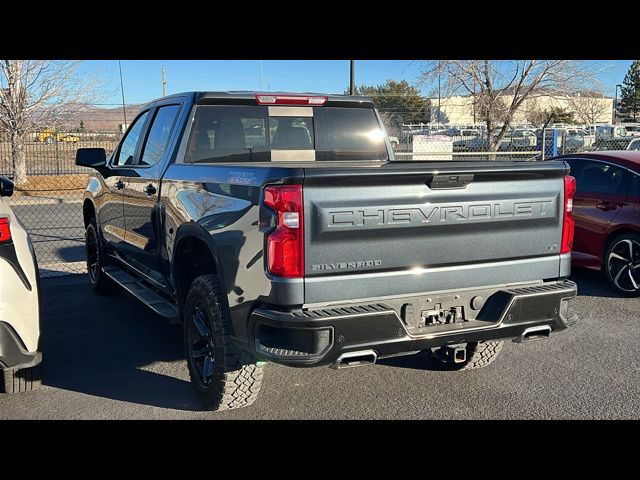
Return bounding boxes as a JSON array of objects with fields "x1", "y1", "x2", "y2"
[{"x1": 171, "y1": 222, "x2": 226, "y2": 300}]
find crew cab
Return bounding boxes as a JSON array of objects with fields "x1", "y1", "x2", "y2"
[{"x1": 76, "y1": 92, "x2": 578, "y2": 411}]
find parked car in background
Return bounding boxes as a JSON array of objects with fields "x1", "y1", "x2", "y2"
[
  {"x1": 445, "y1": 128, "x2": 480, "y2": 139},
  {"x1": 622, "y1": 123, "x2": 640, "y2": 137},
  {"x1": 554, "y1": 152, "x2": 640, "y2": 296},
  {"x1": 0, "y1": 177, "x2": 43, "y2": 394},
  {"x1": 507, "y1": 129, "x2": 537, "y2": 149},
  {"x1": 562, "y1": 128, "x2": 594, "y2": 153},
  {"x1": 595, "y1": 125, "x2": 628, "y2": 140},
  {"x1": 590, "y1": 136, "x2": 640, "y2": 152}
]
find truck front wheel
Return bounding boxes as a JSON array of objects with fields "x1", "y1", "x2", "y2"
[
  {"x1": 183, "y1": 274, "x2": 263, "y2": 411},
  {"x1": 429, "y1": 341, "x2": 504, "y2": 370}
]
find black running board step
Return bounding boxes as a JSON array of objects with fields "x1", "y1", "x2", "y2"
[{"x1": 102, "y1": 266, "x2": 180, "y2": 322}]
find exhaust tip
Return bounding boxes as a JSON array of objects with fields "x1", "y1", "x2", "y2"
[
  {"x1": 516, "y1": 325, "x2": 552, "y2": 343},
  {"x1": 332, "y1": 350, "x2": 378, "y2": 369}
]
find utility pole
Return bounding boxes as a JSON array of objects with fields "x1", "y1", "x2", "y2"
[
  {"x1": 118, "y1": 60, "x2": 127, "y2": 128},
  {"x1": 162, "y1": 65, "x2": 167, "y2": 97},
  {"x1": 260, "y1": 61, "x2": 264, "y2": 92},
  {"x1": 350, "y1": 60, "x2": 355, "y2": 95}
]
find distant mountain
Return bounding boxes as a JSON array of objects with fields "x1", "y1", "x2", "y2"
[{"x1": 63, "y1": 104, "x2": 143, "y2": 132}]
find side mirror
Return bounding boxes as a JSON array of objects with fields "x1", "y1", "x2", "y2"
[
  {"x1": 76, "y1": 148, "x2": 107, "y2": 168},
  {"x1": 0, "y1": 177, "x2": 14, "y2": 197}
]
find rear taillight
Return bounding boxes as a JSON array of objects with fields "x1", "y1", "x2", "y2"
[
  {"x1": 263, "y1": 185, "x2": 304, "y2": 278},
  {"x1": 0, "y1": 216, "x2": 11, "y2": 244},
  {"x1": 255, "y1": 94, "x2": 327, "y2": 106},
  {"x1": 561, "y1": 175, "x2": 576, "y2": 254}
]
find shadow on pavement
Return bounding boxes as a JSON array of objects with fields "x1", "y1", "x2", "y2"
[
  {"x1": 39, "y1": 274, "x2": 205, "y2": 412},
  {"x1": 54, "y1": 245, "x2": 85, "y2": 262},
  {"x1": 569, "y1": 268, "x2": 623, "y2": 299},
  {"x1": 377, "y1": 351, "x2": 452, "y2": 371}
]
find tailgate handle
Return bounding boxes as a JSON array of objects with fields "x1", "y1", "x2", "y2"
[{"x1": 428, "y1": 174, "x2": 474, "y2": 189}]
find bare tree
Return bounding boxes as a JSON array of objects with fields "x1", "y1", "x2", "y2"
[
  {"x1": 419, "y1": 60, "x2": 599, "y2": 152},
  {"x1": 567, "y1": 91, "x2": 611, "y2": 124},
  {"x1": 0, "y1": 60, "x2": 100, "y2": 185}
]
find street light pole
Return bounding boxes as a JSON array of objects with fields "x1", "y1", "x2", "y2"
[{"x1": 350, "y1": 60, "x2": 355, "y2": 95}]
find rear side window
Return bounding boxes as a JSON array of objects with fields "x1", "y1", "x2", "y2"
[
  {"x1": 183, "y1": 104, "x2": 387, "y2": 163},
  {"x1": 571, "y1": 159, "x2": 627, "y2": 195},
  {"x1": 184, "y1": 106, "x2": 270, "y2": 163},
  {"x1": 140, "y1": 105, "x2": 181, "y2": 166}
]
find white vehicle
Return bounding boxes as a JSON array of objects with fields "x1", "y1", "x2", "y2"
[
  {"x1": 621, "y1": 123, "x2": 640, "y2": 136},
  {"x1": 510, "y1": 129, "x2": 537, "y2": 147},
  {"x1": 0, "y1": 177, "x2": 42, "y2": 394},
  {"x1": 595, "y1": 125, "x2": 628, "y2": 140}
]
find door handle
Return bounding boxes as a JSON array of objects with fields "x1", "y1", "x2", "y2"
[
  {"x1": 144, "y1": 184, "x2": 157, "y2": 196},
  {"x1": 115, "y1": 180, "x2": 125, "y2": 190}
]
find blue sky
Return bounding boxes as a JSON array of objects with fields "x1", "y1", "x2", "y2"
[{"x1": 79, "y1": 60, "x2": 634, "y2": 106}]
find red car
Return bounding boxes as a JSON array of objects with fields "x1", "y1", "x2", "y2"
[{"x1": 555, "y1": 152, "x2": 640, "y2": 297}]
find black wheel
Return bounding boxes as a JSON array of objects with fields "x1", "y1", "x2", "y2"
[
  {"x1": 1, "y1": 364, "x2": 42, "y2": 395},
  {"x1": 85, "y1": 221, "x2": 114, "y2": 294},
  {"x1": 429, "y1": 341, "x2": 504, "y2": 371},
  {"x1": 184, "y1": 274, "x2": 263, "y2": 411},
  {"x1": 605, "y1": 233, "x2": 640, "y2": 297}
]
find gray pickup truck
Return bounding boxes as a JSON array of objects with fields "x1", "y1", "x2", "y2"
[{"x1": 76, "y1": 91, "x2": 578, "y2": 411}]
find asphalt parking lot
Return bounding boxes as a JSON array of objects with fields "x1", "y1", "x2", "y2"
[{"x1": 0, "y1": 268, "x2": 638, "y2": 420}]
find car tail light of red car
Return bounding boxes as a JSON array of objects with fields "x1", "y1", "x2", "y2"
[
  {"x1": 263, "y1": 185, "x2": 304, "y2": 278},
  {"x1": 561, "y1": 175, "x2": 576, "y2": 254},
  {"x1": 0, "y1": 216, "x2": 11, "y2": 244}
]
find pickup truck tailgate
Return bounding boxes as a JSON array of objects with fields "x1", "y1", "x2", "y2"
[{"x1": 303, "y1": 161, "x2": 569, "y2": 304}]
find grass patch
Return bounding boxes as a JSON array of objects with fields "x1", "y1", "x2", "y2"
[{"x1": 12, "y1": 174, "x2": 89, "y2": 196}]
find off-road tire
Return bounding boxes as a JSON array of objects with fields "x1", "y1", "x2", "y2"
[
  {"x1": 85, "y1": 220, "x2": 115, "y2": 294},
  {"x1": 430, "y1": 341, "x2": 504, "y2": 371},
  {"x1": 1, "y1": 364, "x2": 42, "y2": 395},
  {"x1": 184, "y1": 274, "x2": 263, "y2": 411}
]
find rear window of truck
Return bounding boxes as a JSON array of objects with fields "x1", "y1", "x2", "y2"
[{"x1": 183, "y1": 105, "x2": 388, "y2": 163}]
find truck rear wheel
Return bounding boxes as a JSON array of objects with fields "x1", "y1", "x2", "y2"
[
  {"x1": 183, "y1": 274, "x2": 263, "y2": 411},
  {"x1": 429, "y1": 341, "x2": 503, "y2": 370}
]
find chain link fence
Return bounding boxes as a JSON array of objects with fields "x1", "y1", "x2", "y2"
[
  {"x1": 1, "y1": 130, "x2": 121, "y2": 277},
  {"x1": 1, "y1": 103, "x2": 610, "y2": 277}
]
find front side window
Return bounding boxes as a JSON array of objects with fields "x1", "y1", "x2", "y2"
[
  {"x1": 115, "y1": 111, "x2": 149, "y2": 167},
  {"x1": 140, "y1": 105, "x2": 181, "y2": 166}
]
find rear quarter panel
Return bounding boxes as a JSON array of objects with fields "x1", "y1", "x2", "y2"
[{"x1": 159, "y1": 163, "x2": 304, "y2": 335}]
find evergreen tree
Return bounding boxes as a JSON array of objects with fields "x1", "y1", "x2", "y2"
[
  {"x1": 620, "y1": 61, "x2": 640, "y2": 122},
  {"x1": 346, "y1": 80, "x2": 430, "y2": 130}
]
